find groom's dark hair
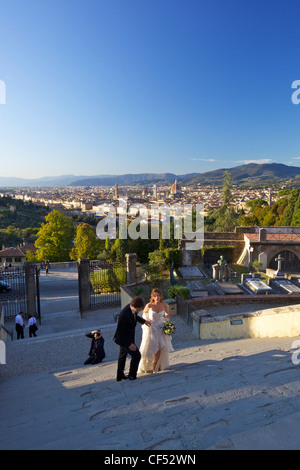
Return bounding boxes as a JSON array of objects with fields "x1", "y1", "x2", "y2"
[{"x1": 130, "y1": 297, "x2": 145, "y2": 309}]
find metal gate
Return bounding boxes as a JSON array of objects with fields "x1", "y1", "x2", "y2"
[
  {"x1": 177, "y1": 294, "x2": 196, "y2": 324},
  {"x1": 0, "y1": 265, "x2": 41, "y2": 322},
  {"x1": 269, "y1": 250, "x2": 300, "y2": 273},
  {"x1": 89, "y1": 260, "x2": 126, "y2": 309}
]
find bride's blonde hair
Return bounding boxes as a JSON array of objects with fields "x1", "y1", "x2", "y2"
[{"x1": 150, "y1": 288, "x2": 163, "y2": 303}]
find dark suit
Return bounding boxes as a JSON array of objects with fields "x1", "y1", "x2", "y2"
[
  {"x1": 114, "y1": 304, "x2": 146, "y2": 379},
  {"x1": 84, "y1": 332, "x2": 105, "y2": 365}
]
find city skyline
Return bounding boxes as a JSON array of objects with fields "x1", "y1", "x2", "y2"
[{"x1": 1, "y1": 0, "x2": 300, "y2": 179}]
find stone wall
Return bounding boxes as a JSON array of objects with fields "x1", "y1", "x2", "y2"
[
  {"x1": 196, "y1": 303, "x2": 300, "y2": 340},
  {"x1": 180, "y1": 228, "x2": 246, "y2": 266}
]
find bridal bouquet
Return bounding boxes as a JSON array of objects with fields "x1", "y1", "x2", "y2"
[{"x1": 163, "y1": 320, "x2": 175, "y2": 336}]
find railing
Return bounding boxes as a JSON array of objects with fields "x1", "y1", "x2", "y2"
[
  {"x1": 0, "y1": 266, "x2": 27, "y2": 320},
  {"x1": 89, "y1": 260, "x2": 126, "y2": 309},
  {"x1": 176, "y1": 294, "x2": 196, "y2": 324}
]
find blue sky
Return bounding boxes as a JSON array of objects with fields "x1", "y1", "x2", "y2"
[{"x1": 1, "y1": 0, "x2": 300, "y2": 179}]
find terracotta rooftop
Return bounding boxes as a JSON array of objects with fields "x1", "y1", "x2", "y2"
[
  {"x1": 245, "y1": 233, "x2": 300, "y2": 242},
  {"x1": 0, "y1": 246, "x2": 27, "y2": 257}
]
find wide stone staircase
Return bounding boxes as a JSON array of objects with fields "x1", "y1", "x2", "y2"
[{"x1": 2, "y1": 332, "x2": 300, "y2": 450}]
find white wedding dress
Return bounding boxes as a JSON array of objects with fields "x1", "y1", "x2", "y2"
[{"x1": 138, "y1": 309, "x2": 174, "y2": 374}]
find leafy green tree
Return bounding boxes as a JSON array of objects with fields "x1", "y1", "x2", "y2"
[
  {"x1": 115, "y1": 238, "x2": 128, "y2": 262},
  {"x1": 70, "y1": 223, "x2": 100, "y2": 260},
  {"x1": 221, "y1": 170, "x2": 233, "y2": 209},
  {"x1": 236, "y1": 189, "x2": 300, "y2": 227},
  {"x1": 128, "y1": 237, "x2": 159, "y2": 263},
  {"x1": 26, "y1": 251, "x2": 38, "y2": 263},
  {"x1": 105, "y1": 235, "x2": 111, "y2": 252},
  {"x1": 237, "y1": 213, "x2": 258, "y2": 227},
  {"x1": 206, "y1": 171, "x2": 238, "y2": 232},
  {"x1": 219, "y1": 171, "x2": 236, "y2": 223},
  {"x1": 35, "y1": 210, "x2": 75, "y2": 262},
  {"x1": 291, "y1": 192, "x2": 300, "y2": 225},
  {"x1": 214, "y1": 207, "x2": 238, "y2": 232},
  {"x1": 281, "y1": 189, "x2": 300, "y2": 226}
]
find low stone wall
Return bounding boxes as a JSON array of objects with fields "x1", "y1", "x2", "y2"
[
  {"x1": 39, "y1": 262, "x2": 77, "y2": 269},
  {"x1": 192, "y1": 303, "x2": 300, "y2": 340},
  {"x1": 0, "y1": 305, "x2": 13, "y2": 342},
  {"x1": 188, "y1": 293, "x2": 300, "y2": 309}
]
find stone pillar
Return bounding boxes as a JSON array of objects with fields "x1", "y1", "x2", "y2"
[
  {"x1": 126, "y1": 253, "x2": 137, "y2": 284},
  {"x1": 78, "y1": 258, "x2": 90, "y2": 314},
  {"x1": 259, "y1": 228, "x2": 266, "y2": 241},
  {"x1": 24, "y1": 262, "x2": 36, "y2": 318},
  {"x1": 191, "y1": 309, "x2": 210, "y2": 339},
  {"x1": 182, "y1": 246, "x2": 193, "y2": 266},
  {"x1": 212, "y1": 264, "x2": 219, "y2": 280},
  {"x1": 258, "y1": 251, "x2": 268, "y2": 270}
]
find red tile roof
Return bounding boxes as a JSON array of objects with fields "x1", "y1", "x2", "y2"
[
  {"x1": 0, "y1": 246, "x2": 27, "y2": 257},
  {"x1": 245, "y1": 233, "x2": 300, "y2": 242}
]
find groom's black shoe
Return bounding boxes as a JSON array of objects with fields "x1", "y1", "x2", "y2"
[
  {"x1": 128, "y1": 375, "x2": 136, "y2": 381},
  {"x1": 117, "y1": 375, "x2": 128, "y2": 382}
]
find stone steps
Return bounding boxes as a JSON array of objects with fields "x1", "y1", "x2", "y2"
[{"x1": 2, "y1": 336, "x2": 300, "y2": 450}]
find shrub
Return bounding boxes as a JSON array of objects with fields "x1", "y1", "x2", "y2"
[
  {"x1": 164, "y1": 248, "x2": 181, "y2": 269},
  {"x1": 167, "y1": 285, "x2": 190, "y2": 300},
  {"x1": 90, "y1": 267, "x2": 126, "y2": 293},
  {"x1": 149, "y1": 250, "x2": 167, "y2": 268},
  {"x1": 252, "y1": 260, "x2": 263, "y2": 272},
  {"x1": 148, "y1": 248, "x2": 181, "y2": 269}
]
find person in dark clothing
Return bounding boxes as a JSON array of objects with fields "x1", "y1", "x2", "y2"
[
  {"x1": 113, "y1": 297, "x2": 151, "y2": 381},
  {"x1": 15, "y1": 311, "x2": 25, "y2": 339},
  {"x1": 84, "y1": 330, "x2": 105, "y2": 365}
]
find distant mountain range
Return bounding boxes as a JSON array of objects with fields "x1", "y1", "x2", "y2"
[
  {"x1": 0, "y1": 163, "x2": 300, "y2": 187},
  {"x1": 185, "y1": 163, "x2": 300, "y2": 186}
]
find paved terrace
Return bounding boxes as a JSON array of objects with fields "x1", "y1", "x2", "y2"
[{"x1": 1, "y1": 267, "x2": 300, "y2": 450}]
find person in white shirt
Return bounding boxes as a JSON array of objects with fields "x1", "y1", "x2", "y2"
[
  {"x1": 26, "y1": 314, "x2": 38, "y2": 338},
  {"x1": 15, "y1": 312, "x2": 24, "y2": 339}
]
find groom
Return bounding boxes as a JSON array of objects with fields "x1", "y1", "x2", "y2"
[{"x1": 114, "y1": 297, "x2": 151, "y2": 381}]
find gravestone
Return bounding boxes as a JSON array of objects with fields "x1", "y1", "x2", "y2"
[
  {"x1": 178, "y1": 266, "x2": 205, "y2": 279},
  {"x1": 244, "y1": 277, "x2": 272, "y2": 294},
  {"x1": 274, "y1": 254, "x2": 285, "y2": 279},
  {"x1": 215, "y1": 280, "x2": 243, "y2": 295},
  {"x1": 186, "y1": 280, "x2": 208, "y2": 297},
  {"x1": 273, "y1": 279, "x2": 300, "y2": 294}
]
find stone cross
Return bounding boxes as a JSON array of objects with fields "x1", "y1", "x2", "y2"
[{"x1": 275, "y1": 254, "x2": 284, "y2": 272}]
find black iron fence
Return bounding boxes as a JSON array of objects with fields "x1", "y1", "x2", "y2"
[
  {"x1": 177, "y1": 294, "x2": 196, "y2": 324},
  {"x1": 0, "y1": 265, "x2": 41, "y2": 322},
  {"x1": 89, "y1": 260, "x2": 126, "y2": 309},
  {"x1": 0, "y1": 266, "x2": 27, "y2": 320}
]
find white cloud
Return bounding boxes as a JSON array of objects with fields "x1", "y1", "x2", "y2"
[
  {"x1": 190, "y1": 158, "x2": 216, "y2": 162},
  {"x1": 292, "y1": 157, "x2": 300, "y2": 160},
  {"x1": 236, "y1": 159, "x2": 273, "y2": 165}
]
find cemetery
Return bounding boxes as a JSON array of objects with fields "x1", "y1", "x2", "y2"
[{"x1": 121, "y1": 227, "x2": 300, "y2": 342}]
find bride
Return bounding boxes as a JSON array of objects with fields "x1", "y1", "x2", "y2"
[{"x1": 138, "y1": 288, "x2": 174, "y2": 374}]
